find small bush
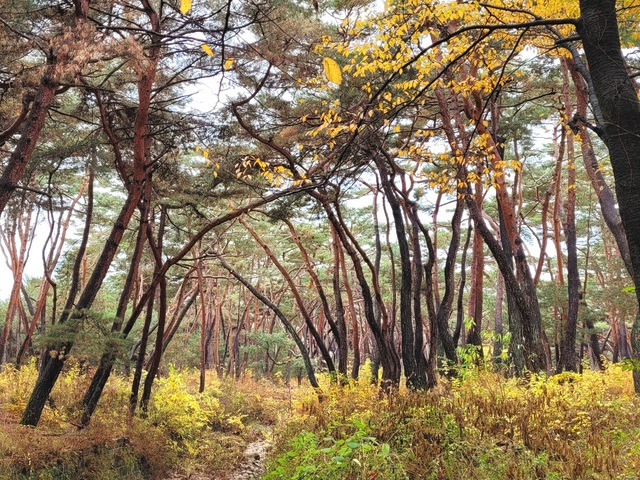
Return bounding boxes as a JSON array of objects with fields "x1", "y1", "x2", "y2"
[
  {"x1": 148, "y1": 366, "x2": 222, "y2": 440},
  {"x1": 265, "y1": 419, "x2": 407, "y2": 480}
]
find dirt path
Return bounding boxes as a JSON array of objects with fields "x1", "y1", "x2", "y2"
[
  {"x1": 229, "y1": 434, "x2": 272, "y2": 480},
  {"x1": 163, "y1": 427, "x2": 272, "y2": 480}
]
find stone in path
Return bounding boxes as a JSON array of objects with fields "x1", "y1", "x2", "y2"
[{"x1": 231, "y1": 438, "x2": 271, "y2": 480}]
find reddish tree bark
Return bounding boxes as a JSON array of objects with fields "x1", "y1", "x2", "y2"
[
  {"x1": 558, "y1": 59, "x2": 580, "y2": 373},
  {"x1": 240, "y1": 216, "x2": 336, "y2": 375},
  {"x1": 0, "y1": 0, "x2": 90, "y2": 215}
]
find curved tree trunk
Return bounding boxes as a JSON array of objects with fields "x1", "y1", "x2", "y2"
[
  {"x1": 558, "y1": 59, "x2": 580, "y2": 373},
  {"x1": 377, "y1": 162, "x2": 422, "y2": 388},
  {"x1": 240, "y1": 217, "x2": 336, "y2": 375},
  {"x1": 0, "y1": 0, "x2": 92, "y2": 215},
  {"x1": 435, "y1": 198, "x2": 464, "y2": 364},
  {"x1": 454, "y1": 224, "x2": 472, "y2": 347},
  {"x1": 313, "y1": 190, "x2": 401, "y2": 387},
  {"x1": 0, "y1": 64, "x2": 58, "y2": 216},
  {"x1": 218, "y1": 256, "x2": 319, "y2": 389},
  {"x1": 21, "y1": 182, "x2": 145, "y2": 426},
  {"x1": 20, "y1": 0, "x2": 159, "y2": 426},
  {"x1": 284, "y1": 218, "x2": 346, "y2": 377},
  {"x1": 568, "y1": 58, "x2": 633, "y2": 279},
  {"x1": 578, "y1": 0, "x2": 640, "y2": 392}
]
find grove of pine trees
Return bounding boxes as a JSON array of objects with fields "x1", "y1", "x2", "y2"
[{"x1": 2, "y1": 0, "x2": 640, "y2": 477}]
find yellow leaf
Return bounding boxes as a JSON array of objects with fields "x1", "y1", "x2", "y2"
[
  {"x1": 224, "y1": 58, "x2": 234, "y2": 70},
  {"x1": 322, "y1": 57, "x2": 342, "y2": 85},
  {"x1": 180, "y1": 0, "x2": 191, "y2": 15},
  {"x1": 201, "y1": 44, "x2": 214, "y2": 57}
]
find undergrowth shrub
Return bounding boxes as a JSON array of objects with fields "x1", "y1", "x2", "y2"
[
  {"x1": 267, "y1": 363, "x2": 640, "y2": 480},
  {"x1": 265, "y1": 419, "x2": 406, "y2": 480},
  {"x1": 148, "y1": 366, "x2": 222, "y2": 440},
  {"x1": 0, "y1": 360, "x2": 284, "y2": 479}
]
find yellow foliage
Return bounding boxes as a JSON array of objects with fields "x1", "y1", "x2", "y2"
[
  {"x1": 300, "y1": 0, "x2": 640, "y2": 196},
  {"x1": 201, "y1": 44, "x2": 214, "y2": 57},
  {"x1": 180, "y1": 0, "x2": 191, "y2": 15},
  {"x1": 273, "y1": 364, "x2": 640, "y2": 479},
  {"x1": 322, "y1": 57, "x2": 342, "y2": 85},
  {"x1": 148, "y1": 367, "x2": 222, "y2": 440},
  {"x1": 0, "y1": 364, "x2": 287, "y2": 478}
]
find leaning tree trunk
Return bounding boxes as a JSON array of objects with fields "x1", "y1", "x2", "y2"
[
  {"x1": 139, "y1": 207, "x2": 168, "y2": 414},
  {"x1": 80, "y1": 177, "x2": 151, "y2": 426},
  {"x1": 368, "y1": 188, "x2": 383, "y2": 381},
  {"x1": 20, "y1": 0, "x2": 158, "y2": 422},
  {"x1": 578, "y1": 0, "x2": 640, "y2": 392},
  {"x1": 454, "y1": 224, "x2": 472, "y2": 347},
  {"x1": 20, "y1": 183, "x2": 144, "y2": 426},
  {"x1": 0, "y1": 0, "x2": 91, "y2": 216},
  {"x1": 313, "y1": 191, "x2": 401, "y2": 387},
  {"x1": 218, "y1": 257, "x2": 319, "y2": 389},
  {"x1": 284, "y1": 218, "x2": 346, "y2": 377},
  {"x1": 558, "y1": 59, "x2": 580, "y2": 373},
  {"x1": 434, "y1": 198, "x2": 464, "y2": 364},
  {"x1": 377, "y1": 162, "x2": 422, "y2": 389},
  {"x1": 240, "y1": 217, "x2": 336, "y2": 376},
  {"x1": 0, "y1": 65, "x2": 58, "y2": 217},
  {"x1": 568, "y1": 58, "x2": 634, "y2": 279},
  {"x1": 408, "y1": 204, "x2": 428, "y2": 388},
  {"x1": 466, "y1": 179, "x2": 485, "y2": 352}
]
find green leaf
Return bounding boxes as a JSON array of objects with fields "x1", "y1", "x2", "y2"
[
  {"x1": 352, "y1": 419, "x2": 366, "y2": 430},
  {"x1": 381, "y1": 443, "x2": 390, "y2": 456},
  {"x1": 620, "y1": 358, "x2": 640, "y2": 371}
]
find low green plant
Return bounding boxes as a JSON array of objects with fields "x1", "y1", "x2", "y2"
[{"x1": 265, "y1": 419, "x2": 407, "y2": 480}]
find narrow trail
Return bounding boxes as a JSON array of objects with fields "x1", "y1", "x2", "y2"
[
  {"x1": 229, "y1": 434, "x2": 272, "y2": 480},
  {"x1": 163, "y1": 427, "x2": 272, "y2": 480}
]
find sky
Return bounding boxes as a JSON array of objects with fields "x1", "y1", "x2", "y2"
[{"x1": 0, "y1": 215, "x2": 54, "y2": 301}]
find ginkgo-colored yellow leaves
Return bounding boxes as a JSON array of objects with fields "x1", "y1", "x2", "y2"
[
  {"x1": 201, "y1": 44, "x2": 214, "y2": 56},
  {"x1": 180, "y1": 0, "x2": 191, "y2": 15},
  {"x1": 200, "y1": 47, "x2": 235, "y2": 71},
  {"x1": 322, "y1": 57, "x2": 342, "y2": 85}
]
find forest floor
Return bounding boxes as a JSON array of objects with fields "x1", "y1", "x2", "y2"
[
  {"x1": 2, "y1": 361, "x2": 640, "y2": 479},
  {"x1": 163, "y1": 426, "x2": 272, "y2": 480},
  {"x1": 0, "y1": 361, "x2": 289, "y2": 480}
]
